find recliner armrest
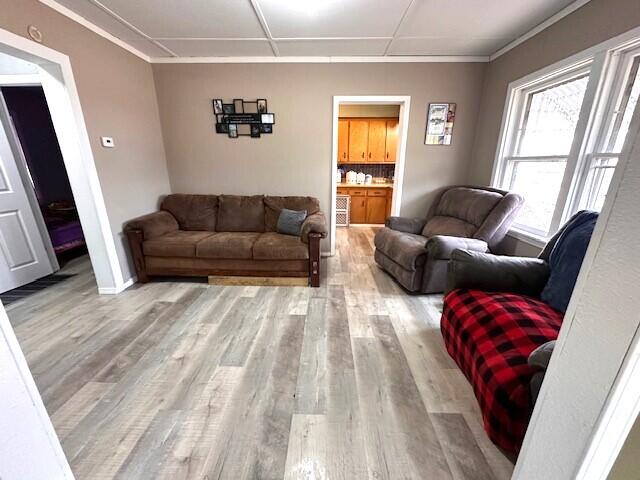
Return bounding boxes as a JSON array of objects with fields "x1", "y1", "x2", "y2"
[
  {"x1": 426, "y1": 235, "x2": 488, "y2": 260},
  {"x1": 124, "y1": 210, "x2": 178, "y2": 240},
  {"x1": 385, "y1": 216, "x2": 427, "y2": 234},
  {"x1": 301, "y1": 212, "x2": 328, "y2": 243},
  {"x1": 529, "y1": 340, "x2": 556, "y2": 404},
  {"x1": 528, "y1": 340, "x2": 556, "y2": 371},
  {"x1": 446, "y1": 249, "x2": 550, "y2": 296}
]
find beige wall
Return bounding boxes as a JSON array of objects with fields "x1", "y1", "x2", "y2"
[
  {"x1": 338, "y1": 104, "x2": 400, "y2": 118},
  {"x1": 0, "y1": 0, "x2": 171, "y2": 281},
  {"x1": 608, "y1": 413, "x2": 640, "y2": 480},
  {"x1": 152, "y1": 62, "x2": 485, "y2": 251},
  {"x1": 469, "y1": 0, "x2": 640, "y2": 186}
]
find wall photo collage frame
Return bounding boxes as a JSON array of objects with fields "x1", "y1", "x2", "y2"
[{"x1": 213, "y1": 98, "x2": 275, "y2": 138}]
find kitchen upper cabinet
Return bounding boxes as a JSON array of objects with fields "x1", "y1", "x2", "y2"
[
  {"x1": 348, "y1": 120, "x2": 369, "y2": 162},
  {"x1": 367, "y1": 120, "x2": 387, "y2": 162},
  {"x1": 338, "y1": 117, "x2": 398, "y2": 164},
  {"x1": 338, "y1": 119, "x2": 349, "y2": 162},
  {"x1": 385, "y1": 119, "x2": 398, "y2": 163}
]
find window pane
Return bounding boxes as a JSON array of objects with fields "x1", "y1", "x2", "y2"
[
  {"x1": 581, "y1": 156, "x2": 618, "y2": 211},
  {"x1": 607, "y1": 56, "x2": 640, "y2": 153},
  {"x1": 509, "y1": 160, "x2": 567, "y2": 234},
  {"x1": 517, "y1": 74, "x2": 589, "y2": 156}
]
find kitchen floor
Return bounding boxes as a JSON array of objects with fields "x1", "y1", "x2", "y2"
[{"x1": 6, "y1": 228, "x2": 513, "y2": 479}]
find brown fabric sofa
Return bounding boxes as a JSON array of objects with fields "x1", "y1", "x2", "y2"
[
  {"x1": 125, "y1": 194, "x2": 327, "y2": 286},
  {"x1": 374, "y1": 186, "x2": 524, "y2": 293}
]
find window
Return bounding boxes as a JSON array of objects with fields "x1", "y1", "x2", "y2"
[
  {"x1": 497, "y1": 67, "x2": 591, "y2": 237},
  {"x1": 493, "y1": 39, "x2": 640, "y2": 242},
  {"x1": 579, "y1": 52, "x2": 640, "y2": 211}
]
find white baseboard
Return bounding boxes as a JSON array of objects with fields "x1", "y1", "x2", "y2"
[{"x1": 98, "y1": 276, "x2": 136, "y2": 295}]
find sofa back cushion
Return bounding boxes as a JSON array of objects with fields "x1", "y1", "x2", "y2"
[
  {"x1": 161, "y1": 194, "x2": 218, "y2": 231},
  {"x1": 264, "y1": 196, "x2": 320, "y2": 232},
  {"x1": 422, "y1": 187, "x2": 503, "y2": 238},
  {"x1": 217, "y1": 195, "x2": 265, "y2": 232}
]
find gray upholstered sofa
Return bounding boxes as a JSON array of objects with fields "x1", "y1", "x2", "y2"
[{"x1": 374, "y1": 186, "x2": 524, "y2": 293}]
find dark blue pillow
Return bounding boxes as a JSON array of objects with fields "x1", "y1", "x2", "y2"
[
  {"x1": 541, "y1": 211, "x2": 598, "y2": 312},
  {"x1": 277, "y1": 208, "x2": 307, "y2": 236}
]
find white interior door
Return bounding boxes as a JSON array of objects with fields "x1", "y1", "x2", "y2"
[{"x1": 0, "y1": 100, "x2": 54, "y2": 293}]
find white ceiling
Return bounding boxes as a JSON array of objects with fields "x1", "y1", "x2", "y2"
[{"x1": 51, "y1": 0, "x2": 583, "y2": 59}]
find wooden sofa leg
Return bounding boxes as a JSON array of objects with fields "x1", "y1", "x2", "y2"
[
  {"x1": 126, "y1": 229, "x2": 149, "y2": 283},
  {"x1": 308, "y1": 233, "x2": 321, "y2": 287}
]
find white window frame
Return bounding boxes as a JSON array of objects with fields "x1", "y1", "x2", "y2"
[{"x1": 492, "y1": 30, "x2": 640, "y2": 246}]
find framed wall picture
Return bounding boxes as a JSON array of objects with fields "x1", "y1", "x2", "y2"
[
  {"x1": 233, "y1": 99, "x2": 244, "y2": 114},
  {"x1": 213, "y1": 99, "x2": 223, "y2": 114},
  {"x1": 261, "y1": 113, "x2": 275, "y2": 124},
  {"x1": 213, "y1": 97, "x2": 275, "y2": 139},
  {"x1": 425, "y1": 103, "x2": 456, "y2": 145}
]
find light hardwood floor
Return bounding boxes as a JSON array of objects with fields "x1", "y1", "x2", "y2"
[{"x1": 7, "y1": 227, "x2": 513, "y2": 480}]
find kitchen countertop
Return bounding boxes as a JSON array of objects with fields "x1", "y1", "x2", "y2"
[{"x1": 337, "y1": 182, "x2": 394, "y2": 188}]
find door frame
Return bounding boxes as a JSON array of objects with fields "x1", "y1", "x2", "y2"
[
  {"x1": 0, "y1": 27, "x2": 125, "y2": 294},
  {"x1": 330, "y1": 95, "x2": 411, "y2": 255}
]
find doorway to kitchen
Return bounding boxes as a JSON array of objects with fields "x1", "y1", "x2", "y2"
[{"x1": 330, "y1": 96, "x2": 411, "y2": 255}]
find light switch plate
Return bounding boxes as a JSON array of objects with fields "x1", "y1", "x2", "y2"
[{"x1": 101, "y1": 136, "x2": 114, "y2": 148}]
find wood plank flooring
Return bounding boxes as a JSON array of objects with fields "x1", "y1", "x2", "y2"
[{"x1": 6, "y1": 227, "x2": 514, "y2": 480}]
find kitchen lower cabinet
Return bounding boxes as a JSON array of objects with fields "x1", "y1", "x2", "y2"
[
  {"x1": 366, "y1": 196, "x2": 387, "y2": 224},
  {"x1": 337, "y1": 187, "x2": 392, "y2": 225},
  {"x1": 349, "y1": 193, "x2": 367, "y2": 224}
]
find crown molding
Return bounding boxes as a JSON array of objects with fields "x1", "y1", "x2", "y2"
[
  {"x1": 149, "y1": 55, "x2": 490, "y2": 64},
  {"x1": 38, "y1": 0, "x2": 152, "y2": 62},
  {"x1": 489, "y1": 0, "x2": 592, "y2": 61}
]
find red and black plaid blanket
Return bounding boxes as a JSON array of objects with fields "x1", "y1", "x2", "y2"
[{"x1": 441, "y1": 289, "x2": 563, "y2": 454}]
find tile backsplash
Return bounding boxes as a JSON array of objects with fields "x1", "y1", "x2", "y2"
[{"x1": 337, "y1": 163, "x2": 395, "y2": 180}]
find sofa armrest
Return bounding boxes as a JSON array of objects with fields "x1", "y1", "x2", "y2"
[
  {"x1": 528, "y1": 340, "x2": 556, "y2": 371},
  {"x1": 385, "y1": 216, "x2": 427, "y2": 234},
  {"x1": 301, "y1": 212, "x2": 328, "y2": 244},
  {"x1": 124, "y1": 210, "x2": 178, "y2": 240},
  {"x1": 529, "y1": 340, "x2": 556, "y2": 404},
  {"x1": 426, "y1": 235, "x2": 488, "y2": 260},
  {"x1": 446, "y1": 249, "x2": 550, "y2": 296}
]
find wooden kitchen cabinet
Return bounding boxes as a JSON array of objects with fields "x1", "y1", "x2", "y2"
[
  {"x1": 385, "y1": 120, "x2": 398, "y2": 163},
  {"x1": 349, "y1": 192, "x2": 367, "y2": 223},
  {"x1": 366, "y1": 195, "x2": 388, "y2": 224},
  {"x1": 337, "y1": 119, "x2": 349, "y2": 162},
  {"x1": 338, "y1": 117, "x2": 398, "y2": 164},
  {"x1": 348, "y1": 120, "x2": 369, "y2": 162},
  {"x1": 367, "y1": 119, "x2": 387, "y2": 162},
  {"x1": 386, "y1": 188, "x2": 393, "y2": 217}
]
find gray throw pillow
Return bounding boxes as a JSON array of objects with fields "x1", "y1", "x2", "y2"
[{"x1": 277, "y1": 208, "x2": 307, "y2": 236}]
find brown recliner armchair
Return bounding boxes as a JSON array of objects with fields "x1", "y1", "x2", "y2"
[{"x1": 374, "y1": 186, "x2": 524, "y2": 293}]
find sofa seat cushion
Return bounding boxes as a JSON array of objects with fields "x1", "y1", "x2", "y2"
[
  {"x1": 253, "y1": 232, "x2": 309, "y2": 260},
  {"x1": 196, "y1": 232, "x2": 261, "y2": 259},
  {"x1": 143, "y1": 230, "x2": 214, "y2": 257},
  {"x1": 441, "y1": 289, "x2": 563, "y2": 454},
  {"x1": 374, "y1": 228, "x2": 427, "y2": 271}
]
